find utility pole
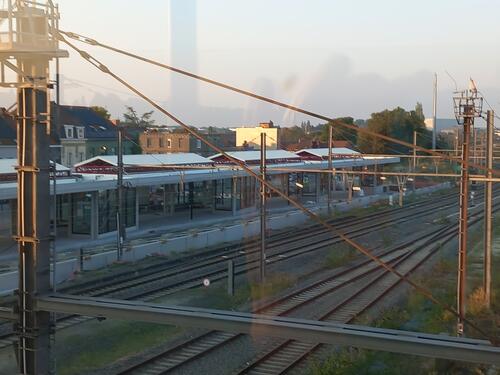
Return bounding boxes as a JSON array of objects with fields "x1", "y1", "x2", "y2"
[
  {"x1": 432, "y1": 73, "x2": 438, "y2": 150},
  {"x1": 327, "y1": 123, "x2": 333, "y2": 213},
  {"x1": 0, "y1": 2, "x2": 68, "y2": 373},
  {"x1": 259, "y1": 132, "x2": 267, "y2": 283},
  {"x1": 483, "y1": 110, "x2": 494, "y2": 308},
  {"x1": 117, "y1": 126, "x2": 125, "y2": 261},
  {"x1": 412, "y1": 131, "x2": 417, "y2": 191},
  {"x1": 453, "y1": 86, "x2": 483, "y2": 336},
  {"x1": 473, "y1": 128, "x2": 478, "y2": 166},
  {"x1": 396, "y1": 175, "x2": 407, "y2": 207}
]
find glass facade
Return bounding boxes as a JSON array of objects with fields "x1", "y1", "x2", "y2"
[
  {"x1": 71, "y1": 192, "x2": 92, "y2": 235},
  {"x1": 215, "y1": 178, "x2": 233, "y2": 211},
  {"x1": 98, "y1": 188, "x2": 136, "y2": 235}
]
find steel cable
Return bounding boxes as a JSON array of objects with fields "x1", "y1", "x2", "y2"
[
  {"x1": 55, "y1": 32, "x2": 498, "y2": 345},
  {"x1": 58, "y1": 30, "x2": 500, "y2": 177}
]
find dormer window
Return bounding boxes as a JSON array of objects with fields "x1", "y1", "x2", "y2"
[
  {"x1": 64, "y1": 125, "x2": 74, "y2": 139},
  {"x1": 76, "y1": 127, "x2": 85, "y2": 139}
]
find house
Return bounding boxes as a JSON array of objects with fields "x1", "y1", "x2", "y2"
[
  {"x1": 0, "y1": 106, "x2": 62, "y2": 161},
  {"x1": 139, "y1": 127, "x2": 236, "y2": 156},
  {"x1": 235, "y1": 121, "x2": 280, "y2": 150},
  {"x1": 0, "y1": 109, "x2": 16, "y2": 159},
  {"x1": 58, "y1": 105, "x2": 135, "y2": 167}
]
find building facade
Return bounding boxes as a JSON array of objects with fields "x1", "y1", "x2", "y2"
[
  {"x1": 235, "y1": 122, "x2": 280, "y2": 150},
  {"x1": 140, "y1": 128, "x2": 236, "y2": 156},
  {"x1": 140, "y1": 129, "x2": 191, "y2": 154},
  {"x1": 58, "y1": 105, "x2": 135, "y2": 167}
]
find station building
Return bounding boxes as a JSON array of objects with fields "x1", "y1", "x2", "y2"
[{"x1": 0, "y1": 149, "x2": 399, "y2": 241}]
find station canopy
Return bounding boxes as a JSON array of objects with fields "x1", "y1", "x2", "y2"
[
  {"x1": 295, "y1": 148, "x2": 361, "y2": 160},
  {"x1": 74, "y1": 153, "x2": 213, "y2": 174},
  {"x1": 0, "y1": 158, "x2": 70, "y2": 182},
  {"x1": 210, "y1": 150, "x2": 301, "y2": 165}
]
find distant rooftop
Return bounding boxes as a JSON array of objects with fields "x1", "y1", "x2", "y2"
[
  {"x1": 74, "y1": 153, "x2": 212, "y2": 168},
  {"x1": 210, "y1": 149, "x2": 300, "y2": 164},
  {"x1": 0, "y1": 158, "x2": 69, "y2": 174},
  {"x1": 296, "y1": 148, "x2": 360, "y2": 157}
]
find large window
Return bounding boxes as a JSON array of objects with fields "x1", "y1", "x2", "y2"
[
  {"x1": 98, "y1": 188, "x2": 136, "y2": 234},
  {"x1": 215, "y1": 178, "x2": 233, "y2": 211},
  {"x1": 71, "y1": 192, "x2": 92, "y2": 235}
]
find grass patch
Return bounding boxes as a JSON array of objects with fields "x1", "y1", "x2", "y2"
[
  {"x1": 325, "y1": 243, "x2": 358, "y2": 269},
  {"x1": 174, "y1": 273, "x2": 297, "y2": 311},
  {"x1": 57, "y1": 320, "x2": 180, "y2": 375},
  {"x1": 308, "y1": 349, "x2": 430, "y2": 375},
  {"x1": 249, "y1": 273, "x2": 296, "y2": 301},
  {"x1": 309, "y1": 225, "x2": 500, "y2": 374}
]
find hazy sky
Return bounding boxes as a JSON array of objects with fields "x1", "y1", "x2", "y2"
[{"x1": 49, "y1": 0, "x2": 500, "y2": 126}]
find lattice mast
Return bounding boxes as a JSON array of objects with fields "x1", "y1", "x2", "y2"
[
  {"x1": 0, "y1": 1, "x2": 67, "y2": 373},
  {"x1": 452, "y1": 82, "x2": 483, "y2": 336}
]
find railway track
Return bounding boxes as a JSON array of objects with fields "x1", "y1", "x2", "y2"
[
  {"x1": 115, "y1": 198, "x2": 499, "y2": 375},
  {"x1": 0, "y1": 190, "x2": 467, "y2": 347},
  {"x1": 115, "y1": 224, "x2": 457, "y2": 375},
  {"x1": 235, "y1": 213, "x2": 497, "y2": 374}
]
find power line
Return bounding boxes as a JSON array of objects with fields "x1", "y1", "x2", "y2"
[
  {"x1": 56, "y1": 32, "x2": 496, "y2": 344},
  {"x1": 58, "y1": 30, "x2": 499, "y2": 177}
]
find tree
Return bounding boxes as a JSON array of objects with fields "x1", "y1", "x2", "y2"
[
  {"x1": 91, "y1": 106, "x2": 111, "y2": 120},
  {"x1": 357, "y1": 106, "x2": 429, "y2": 154},
  {"x1": 122, "y1": 106, "x2": 155, "y2": 128},
  {"x1": 415, "y1": 102, "x2": 425, "y2": 121},
  {"x1": 319, "y1": 117, "x2": 358, "y2": 147}
]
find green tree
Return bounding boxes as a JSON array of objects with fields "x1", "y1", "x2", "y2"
[
  {"x1": 415, "y1": 102, "x2": 425, "y2": 121},
  {"x1": 319, "y1": 117, "x2": 358, "y2": 147},
  {"x1": 91, "y1": 106, "x2": 111, "y2": 120},
  {"x1": 122, "y1": 106, "x2": 155, "y2": 128},
  {"x1": 281, "y1": 126, "x2": 308, "y2": 145},
  {"x1": 357, "y1": 106, "x2": 429, "y2": 154}
]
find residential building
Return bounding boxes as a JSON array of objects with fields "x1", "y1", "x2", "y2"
[
  {"x1": 58, "y1": 105, "x2": 135, "y2": 167},
  {"x1": 0, "y1": 106, "x2": 61, "y2": 161},
  {"x1": 235, "y1": 121, "x2": 280, "y2": 150},
  {"x1": 139, "y1": 127, "x2": 236, "y2": 156},
  {"x1": 140, "y1": 129, "x2": 190, "y2": 154},
  {"x1": 0, "y1": 109, "x2": 16, "y2": 159}
]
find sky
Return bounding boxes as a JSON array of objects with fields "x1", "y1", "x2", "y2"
[{"x1": 34, "y1": 0, "x2": 500, "y2": 127}]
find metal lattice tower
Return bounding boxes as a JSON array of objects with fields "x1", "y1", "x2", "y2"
[
  {"x1": 0, "y1": 1, "x2": 67, "y2": 373},
  {"x1": 453, "y1": 85, "x2": 483, "y2": 336}
]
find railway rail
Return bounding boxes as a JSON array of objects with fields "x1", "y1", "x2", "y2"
[
  {"x1": 0, "y1": 189, "x2": 469, "y2": 348},
  {"x1": 115, "y1": 199, "x2": 498, "y2": 375},
  {"x1": 117, "y1": 226, "x2": 455, "y2": 375}
]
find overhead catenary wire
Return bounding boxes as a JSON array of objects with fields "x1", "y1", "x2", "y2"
[
  {"x1": 56, "y1": 32, "x2": 497, "y2": 345},
  {"x1": 58, "y1": 30, "x2": 500, "y2": 177}
]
